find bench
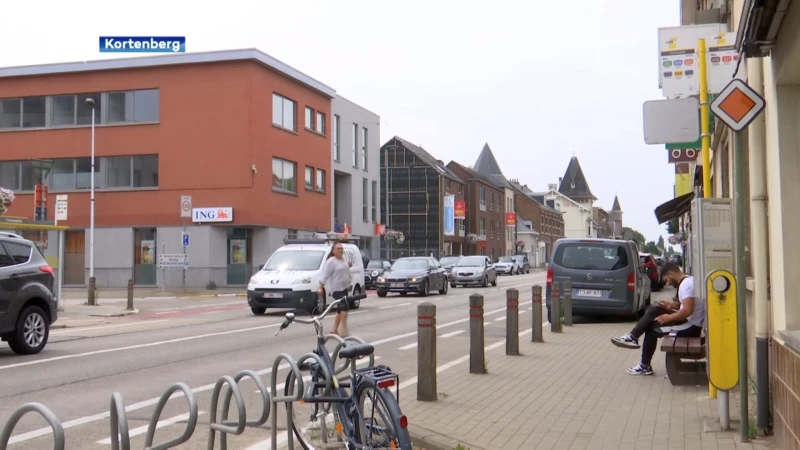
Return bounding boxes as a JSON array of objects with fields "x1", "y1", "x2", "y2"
[{"x1": 660, "y1": 335, "x2": 708, "y2": 386}]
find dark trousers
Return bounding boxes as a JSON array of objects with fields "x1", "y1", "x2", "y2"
[
  {"x1": 631, "y1": 305, "x2": 703, "y2": 366},
  {"x1": 332, "y1": 289, "x2": 348, "y2": 314}
]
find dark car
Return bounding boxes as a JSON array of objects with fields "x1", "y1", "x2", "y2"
[
  {"x1": 0, "y1": 235, "x2": 58, "y2": 355},
  {"x1": 438, "y1": 255, "x2": 463, "y2": 279},
  {"x1": 375, "y1": 257, "x2": 448, "y2": 297},
  {"x1": 365, "y1": 258, "x2": 392, "y2": 289}
]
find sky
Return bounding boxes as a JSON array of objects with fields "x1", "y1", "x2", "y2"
[{"x1": 3, "y1": 0, "x2": 681, "y2": 245}]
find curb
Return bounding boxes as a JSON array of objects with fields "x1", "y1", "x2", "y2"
[
  {"x1": 142, "y1": 293, "x2": 246, "y2": 300},
  {"x1": 407, "y1": 424, "x2": 484, "y2": 450},
  {"x1": 89, "y1": 309, "x2": 139, "y2": 318}
]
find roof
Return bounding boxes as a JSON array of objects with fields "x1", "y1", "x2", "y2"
[
  {"x1": 387, "y1": 136, "x2": 463, "y2": 183},
  {"x1": 558, "y1": 157, "x2": 596, "y2": 201},
  {"x1": 472, "y1": 144, "x2": 513, "y2": 189},
  {"x1": 508, "y1": 181, "x2": 560, "y2": 214},
  {"x1": 612, "y1": 195, "x2": 622, "y2": 211},
  {"x1": 0, "y1": 48, "x2": 337, "y2": 98},
  {"x1": 517, "y1": 219, "x2": 539, "y2": 234},
  {"x1": 446, "y1": 161, "x2": 504, "y2": 191}
]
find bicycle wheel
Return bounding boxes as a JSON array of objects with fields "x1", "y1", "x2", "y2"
[
  {"x1": 285, "y1": 366, "x2": 336, "y2": 449},
  {"x1": 355, "y1": 383, "x2": 411, "y2": 449}
]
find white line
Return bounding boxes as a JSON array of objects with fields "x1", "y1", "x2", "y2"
[
  {"x1": 484, "y1": 322, "x2": 490, "y2": 326},
  {"x1": 396, "y1": 303, "x2": 411, "y2": 307},
  {"x1": 51, "y1": 320, "x2": 169, "y2": 335},
  {"x1": 494, "y1": 316, "x2": 506, "y2": 322},
  {"x1": 398, "y1": 342, "x2": 417, "y2": 351},
  {"x1": 200, "y1": 311, "x2": 223, "y2": 315},
  {"x1": 440, "y1": 330, "x2": 464, "y2": 338},
  {"x1": 379, "y1": 305, "x2": 394, "y2": 310},
  {"x1": 96, "y1": 411, "x2": 205, "y2": 445}
]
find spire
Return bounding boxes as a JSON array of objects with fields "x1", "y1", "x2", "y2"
[
  {"x1": 473, "y1": 143, "x2": 513, "y2": 189},
  {"x1": 558, "y1": 156, "x2": 596, "y2": 202},
  {"x1": 612, "y1": 195, "x2": 622, "y2": 211}
]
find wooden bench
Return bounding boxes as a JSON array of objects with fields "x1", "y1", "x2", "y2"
[{"x1": 660, "y1": 335, "x2": 708, "y2": 386}]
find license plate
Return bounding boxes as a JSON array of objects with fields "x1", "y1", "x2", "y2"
[
  {"x1": 263, "y1": 293, "x2": 283, "y2": 298},
  {"x1": 390, "y1": 283, "x2": 404, "y2": 288},
  {"x1": 577, "y1": 289, "x2": 602, "y2": 298}
]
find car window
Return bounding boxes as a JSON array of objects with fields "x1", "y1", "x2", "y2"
[
  {"x1": 392, "y1": 259, "x2": 429, "y2": 271},
  {"x1": 456, "y1": 256, "x2": 485, "y2": 266},
  {"x1": 383, "y1": 261, "x2": 392, "y2": 269},
  {"x1": 553, "y1": 242, "x2": 630, "y2": 271},
  {"x1": 639, "y1": 255, "x2": 650, "y2": 264},
  {"x1": 0, "y1": 244, "x2": 14, "y2": 267},
  {"x1": 498, "y1": 256, "x2": 513, "y2": 262},
  {"x1": 264, "y1": 250, "x2": 326, "y2": 271},
  {"x1": 366, "y1": 260, "x2": 383, "y2": 269},
  {"x1": 2, "y1": 241, "x2": 32, "y2": 265}
]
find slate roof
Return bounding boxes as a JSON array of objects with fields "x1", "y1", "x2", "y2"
[
  {"x1": 386, "y1": 136, "x2": 463, "y2": 183},
  {"x1": 558, "y1": 156, "x2": 596, "y2": 201},
  {"x1": 472, "y1": 143, "x2": 513, "y2": 189},
  {"x1": 510, "y1": 182, "x2": 560, "y2": 214},
  {"x1": 612, "y1": 195, "x2": 622, "y2": 211},
  {"x1": 517, "y1": 219, "x2": 539, "y2": 234},
  {"x1": 446, "y1": 161, "x2": 504, "y2": 191}
]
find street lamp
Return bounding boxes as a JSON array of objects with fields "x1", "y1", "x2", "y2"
[{"x1": 85, "y1": 97, "x2": 97, "y2": 304}]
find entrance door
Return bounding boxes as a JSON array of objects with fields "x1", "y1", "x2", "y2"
[
  {"x1": 227, "y1": 228, "x2": 252, "y2": 285},
  {"x1": 134, "y1": 228, "x2": 157, "y2": 285},
  {"x1": 64, "y1": 230, "x2": 86, "y2": 285}
]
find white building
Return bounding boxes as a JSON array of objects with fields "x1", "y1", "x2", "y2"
[{"x1": 536, "y1": 156, "x2": 599, "y2": 239}]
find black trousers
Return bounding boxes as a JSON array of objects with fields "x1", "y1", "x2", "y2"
[{"x1": 632, "y1": 305, "x2": 703, "y2": 366}]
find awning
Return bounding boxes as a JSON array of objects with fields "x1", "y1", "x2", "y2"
[{"x1": 654, "y1": 192, "x2": 695, "y2": 224}]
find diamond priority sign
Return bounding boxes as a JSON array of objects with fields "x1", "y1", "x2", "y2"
[{"x1": 710, "y1": 79, "x2": 765, "y2": 132}]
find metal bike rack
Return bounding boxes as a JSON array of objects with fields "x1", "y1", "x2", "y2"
[
  {"x1": 270, "y1": 353, "x2": 304, "y2": 450},
  {"x1": 109, "y1": 393, "x2": 131, "y2": 450},
  {"x1": 144, "y1": 382, "x2": 199, "y2": 450},
  {"x1": 0, "y1": 402, "x2": 65, "y2": 450},
  {"x1": 214, "y1": 369, "x2": 271, "y2": 450}
]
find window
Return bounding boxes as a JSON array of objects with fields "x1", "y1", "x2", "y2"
[
  {"x1": 107, "y1": 89, "x2": 159, "y2": 123},
  {"x1": 272, "y1": 158, "x2": 296, "y2": 193},
  {"x1": 316, "y1": 111, "x2": 325, "y2": 134},
  {"x1": 333, "y1": 115, "x2": 340, "y2": 161},
  {"x1": 305, "y1": 166, "x2": 314, "y2": 189},
  {"x1": 76, "y1": 157, "x2": 103, "y2": 189},
  {"x1": 52, "y1": 95, "x2": 76, "y2": 126},
  {"x1": 0, "y1": 155, "x2": 158, "y2": 192},
  {"x1": 479, "y1": 218, "x2": 486, "y2": 236},
  {"x1": 362, "y1": 178, "x2": 368, "y2": 222},
  {"x1": 352, "y1": 123, "x2": 359, "y2": 168},
  {"x1": 0, "y1": 99, "x2": 22, "y2": 129},
  {"x1": 371, "y1": 180, "x2": 377, "y2": 222},
  {"x1": 133, "y1": 155, "x2": 159, "y2": 188},
  {"x1": 305, "y1": 107, "x2": 314, "y2": 130},
  {"x1": 51, "y1": 159, "x2": 76, "y2": 190},
  {"x1": 3, "y1": 241, "x2": 32, "y2": 265},
  {"x1": 553, "y1": 242, "x2": 630, "y2": 271},
  {"x1": 316, "y1": 169, "x2": 325, "y2": 191},
  {"x1": 272, "y1": 93, "x2": 296, "y2": 131},
  {"x1": 361, "y1": 127, "x2": 368, "y2": 171},
  {"x1": 106, "y1": 156, "x2": 132, "y2": 188},
  {"x1": 490, "y1": 192, "x2": 494, "y2": 210},
  {"x1": 479, "y1": 187, "x2": 486, "y2": 211}
]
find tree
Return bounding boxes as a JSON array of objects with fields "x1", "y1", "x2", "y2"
[
  {"x1": 643, "y1": 241, "x2": 661, "y2": 255},
  {"x1": 666, "y1": 218, "x2": 679, "y2": 234},
  {"x1": 622, "y1": 227, "x2": 645, "y2": 247},
  {"x1": 657, "y1": 236, "x2": 665, "y2": 251}
]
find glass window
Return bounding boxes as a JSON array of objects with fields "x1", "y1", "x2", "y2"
[
  {"x1": 106, "y1": 156, "x2": 132, "y2": 188},
  {"x1": 20, "y1": 160, "x2": 34, "y2": 191},
  {"x1": 361, "y1": 127, "x2": 368, "y2": 170},
  {"x1": 316, "y1": 169, "x2": 325, "y2": 191},
  {"x1": 304, "y1": 166, "x2": 313, "y2": 188},
  {"x1": 76, "y1": 157, "x2": 103, "y2": 189},
  {"x1": 362, "y1": 178, "x2": 368, "y2": 221},
  {"x1": 76, "y1": 93, "x2": 101, "y2": 125},
  {"x1": 553, "y1": 242, "x2": 630, "y2": 271},
  {"x1": 52, "y1": 95, "x2": 76, "y2": 126},
  {"x1": 51, "y1": 159, "x2": 75, "y2": 190},
  {"x1": 315, "y1": 111, "x2": 325, "y2": 134},
  {"x1": 3, "y1": 241, "x2": 32, "y2": 265},
  {"x1": 133, "y1": 89, "x2": 159, "y2": 122},
  {"x1": 107, "y1": 91, "x2": 133, "y2": 123},
  {"x1": 132, "y1": 155, "x2": 158, "y2": 188},
  {"x1": 0, "y1": 99, "x2": 21, "y2": 129},
  {"x1": 305, "y1": 107, "x2": 313, "y2": 129},
  {"x1": 352, "y1": 123, "x2": 358, "y2": 168},
  {"x1": 0, "y1": 162, "x2": 20, "y2": 190},
  {"x1": 263, "y1": 249, "x2": 325, "y2": 271},
  {"x1": 134, "y1": 228, "x2": 157, "y2": 285},
  {"x1": 22, "y1": 97, "x2": 46, "y2": 128},
  {"x1": 272, "y1": 93, "x2": 296, "y2": 131},
  {"x1": 371, "y1": 180, "x2": 377, "y2": 222},
  {"x1": 272, "y1": 158, "x2": 296, "y2": 193},
  {"x1": 333, "y1": 115, "x2": 340, "y2": 161}
]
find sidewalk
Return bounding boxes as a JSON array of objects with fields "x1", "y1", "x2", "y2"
[
  {"x1": 58, "y1": 286, "x2": 247, "y2": 302},
  {"x1": 404, "y1": 320, "x2": 776, "y2": 450}
]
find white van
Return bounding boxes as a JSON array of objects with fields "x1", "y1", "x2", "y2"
[{"x1": 247, "y1": 233, "x2": 366, "y2": 315}]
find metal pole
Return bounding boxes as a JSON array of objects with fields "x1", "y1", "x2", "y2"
[
  {"x1": 182, "y1": 219, "x2": 186, "y2": 292},
  {"x1": 417, "y1": 302, "x2": 437, "y2": 401},
  {"x1": 88, "y1": 107, "x2": 97, "y2": 306},
  {"x1": 469, "y1": 294, "x2": 485, "y2": 373},
  {"x1": 732, "y1": 130, "x2": 750, "y2": 442},
  {"x1": 719, "y1": 390, "x2": 730, "y2": 430},
  {"x1": 506, "y1": 288, "x2": 519, "y2": 356},
  {"x1": 57, "y1": 229, "x2": 64, "y2": 312},
  {"x1": 531, "y1": 285, "x2": 543, "y2": 343}
]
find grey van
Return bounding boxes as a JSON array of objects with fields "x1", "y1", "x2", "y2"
[{"x1": 546, "y1": 238, "x2": 649, "y2": 320}]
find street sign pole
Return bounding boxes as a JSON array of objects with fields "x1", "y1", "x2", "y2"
[
  {"x1": 180, "y1": 195, "x2": 192, "y2": 292},
  {"x1": 182, "y1": 218, "x2": 186, "y2": 292},
  {"x1": 698, "y1": 38, "x2": 712, "y2": 200}
]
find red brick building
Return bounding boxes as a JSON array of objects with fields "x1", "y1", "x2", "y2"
[{"x1": 446, "y1": 161, "x2": 506, "y2": 259}]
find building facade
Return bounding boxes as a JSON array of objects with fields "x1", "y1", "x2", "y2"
[
  {"x1": 330, "y1": 95, "x2": 380, "y2": 257},
  {"x1": 446, "y1": 162, "x2": 505, "y2": 259},
  {"x1": 515, "y1": 219, "x2": 542, "y2": 267},
  {"x1": 0, "y1": 49, "x2": 336, "y2": 288},
  {"x1": 593, "y1": 207, "x2": 612, "y2": 238},
  {"x1": 471, "y1": 144, "x2": 516, "y2": 256},
  {"x1": 511, "y1": 180, "x2": 565, "y2": 264},
  {"x1": 608, "y1": 195, "x2": 623, "y2": 238}
]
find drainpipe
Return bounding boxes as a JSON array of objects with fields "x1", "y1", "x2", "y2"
[{"x1": 746, "y1": 57, "x2": 770, "y2": 432}]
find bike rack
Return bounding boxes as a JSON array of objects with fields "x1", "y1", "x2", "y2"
[
  {"x1": 109, "y1": 392, "x2": 131, "y2": 450},
  {"x1": 0, "y1": 402, "x2": 65, "y2": 450},
  {"x1": 144, "y1": 382, "x2": 199, "y2": 450},
  {"x1": 269, "y1": 353, "x2": 304, "y2": 450}
]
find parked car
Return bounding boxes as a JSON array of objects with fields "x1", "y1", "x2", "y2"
[
  {"x1": 450, "y1": 255, "x2": 498, "y2": 288},
  {"x1": 375, "y1": 257, "x2": 448, "y2": 297},
  {"x1": 512, "y1": 254, "x2": 531, "y2": 274},
  {"x1": 639, "y1": 252, "x2": 663, "y2": 291},
  {"x1": 438, "y1": 255, "x2": 463, "y2": 280},
  {"x1": 365, "y1": 258, "x2": 392, "y2": 289},
  {"x1": 495, "y1": 256, "x2": 520, "y2": 275},
  {"x1": 546, "y1": 238, "x2": 649, "y2": 321},
  {"x1": 668, "y1": 254, "x2": 683, "y2": 266},
  {"x1": 0, "y1": 234, "x2": 58, "y2": 355}
]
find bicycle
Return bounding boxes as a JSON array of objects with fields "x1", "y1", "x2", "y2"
[{"x1": 275, "y1": 292, "x2": 412, "y2": 449}]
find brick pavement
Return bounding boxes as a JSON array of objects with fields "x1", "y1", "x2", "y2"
[{"x1": 403, "y1": 317, "x2": 776, "y2": 450}]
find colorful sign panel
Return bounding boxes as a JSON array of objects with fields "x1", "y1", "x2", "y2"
[
  {"x1": 505, "y1": 212, "x2": 517, "y2": 226},
  {"x1": 454, "y1": 200, "x2": 466, "y2": 220},
  {"x1": 444, "y1": 195, "x2": 455, "y2": 236}
]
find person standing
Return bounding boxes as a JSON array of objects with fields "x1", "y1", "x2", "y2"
[
  {"x1": 318, "y1": 241, "x2": 353, "y2": 337},
  {"x1": 610, "y1": 263, "x2": 705, "y2": 375}
]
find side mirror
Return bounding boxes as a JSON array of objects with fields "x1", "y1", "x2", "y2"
[{"x1": 258, "y1": 264, "x2": 264, "y2": 271}]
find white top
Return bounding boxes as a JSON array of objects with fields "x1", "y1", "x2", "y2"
[
  {"x1": 678, "y1": 275, "x2": 704, "y2": 327},
  {"x1": 319, "y1": 256, "x2": 351, "y2": 293}
]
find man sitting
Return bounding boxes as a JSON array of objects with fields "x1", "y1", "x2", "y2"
[{"x1": 610, "y1": 263, "x2": 705, "y2": 376}]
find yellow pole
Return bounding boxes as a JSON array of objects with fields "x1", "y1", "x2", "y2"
[{"x1": 698, "y1": 37, "x2": 717, "y2": 399}]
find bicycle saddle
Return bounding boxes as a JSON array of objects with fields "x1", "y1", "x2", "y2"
[{"x1": 339, "y1": 343, "x2": 375, "y2": 360}]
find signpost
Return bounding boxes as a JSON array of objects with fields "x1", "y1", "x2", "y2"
[
  {"x1": 643, "y1": 97, "x2": 701, "y2": 145},
  {"x1": 668, "y1": 148, "x2": 699, "y2": 164},
  {"x1": 179, "y1": 195, "x2": 191, "y2": 292},
  {"x1": 182, "y1": 232, "x2": 190, "y2": 247},
  {"x1": 710, "y1": 79, "x2": 766, "y2": 132},
  {"x1": 55, "y1": 195, "x2": 67, "y2": 312},
  {"x1": 158, "y1": 254, "x2": 189, "y2": 269}
]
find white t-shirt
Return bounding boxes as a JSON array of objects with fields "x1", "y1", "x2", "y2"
[
  {"x1": 320, "y1": 257, "x2": 352, "y2": 293},
  {"x1": 677, "y1": 275, "x2": 704, "y2": 327}
]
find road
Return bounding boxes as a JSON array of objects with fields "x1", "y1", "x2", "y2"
[{"x1": 0, "y1": 271, "x2": 547, "y2": 449}]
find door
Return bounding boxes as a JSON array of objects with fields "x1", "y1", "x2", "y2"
[
  {"x1": 0, "y1": 244, "x2": 19, "y2": 331},
  {"x1": 227, "y1": 228, "x2": 252, "y2": 285},
  {"x1": 64, "y1": 230, "x2": 85, "y2": 286},
  {"x1": 429, "y1": 259, "x2": 443, "y2": 290}
]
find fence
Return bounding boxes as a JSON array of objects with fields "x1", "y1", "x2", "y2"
[{"x1": 0, "y1": 334, "x2": 376, "y2": 450}]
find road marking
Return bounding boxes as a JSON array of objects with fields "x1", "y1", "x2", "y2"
[
  {"x1": 96, "y1": 411, "x2": 205, "y2": 445},
  {"x1": 200, "y1": 311, "x2": 223, "y2": 315},
  {"x1": 51, "y1": 320, "x2": 169, "y2": 335},
  {"x1": 440, "y1": 330, "x2": 464, "y2": 338},
  {"x1": 484, "y1": 322, "x2": 490, "y2": 326},
  {"x1": 494, "y1": 316, "x2": 506, "y2": 322},
  {"x1": 396, "y1": 302, "x2": 411, "y2": 307},
  {"x1": 398, "y1": 342, "x2": 417, "y2": 351},
  {"x1": 379, "y1": 305, "x2": 394, "y2": 310}
]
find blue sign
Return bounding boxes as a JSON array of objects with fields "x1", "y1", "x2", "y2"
[
  {"x1": 443, "y1": 195, "x2": 455, "y2": 236},
  {"x1": 182, "y1": 232, "x2": 190, "y2": 247}
]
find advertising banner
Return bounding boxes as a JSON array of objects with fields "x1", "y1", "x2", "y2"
[
  {"x1": 454, "y1": 200, "x2": 466, "y2": 220},
  {"x1": 444, "y1": 195, "x2": 455, "y2": 236}
]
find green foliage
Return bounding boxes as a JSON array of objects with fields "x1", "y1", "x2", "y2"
[
  {"x1": 657, "y1": 235, "x2": 665, "y2": 250},
  {"x1": 666, "y1": 218, "x2": 679, "y2": 234},
  {"x1": 643, "y1": 241, "x2": 661, "y2": 255},
  {"x1": 622, "y1": 227, "x2": 645, "y2": 247}
]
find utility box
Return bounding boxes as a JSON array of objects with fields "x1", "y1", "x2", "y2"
[{"x1": 689, "y1": 197, "x2": 734, "y2": 301}]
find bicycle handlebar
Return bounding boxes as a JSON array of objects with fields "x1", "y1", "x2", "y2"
[{"x1": 275, "y1": 293, "x2": 367, "y2": 335}]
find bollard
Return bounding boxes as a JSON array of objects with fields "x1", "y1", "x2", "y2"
[
  {"x1": 126, "y1": 279, "x2": 134, "y2": 311},
  {"x1": 551, "y1": 281, "x2": 562, "y2": 333},
  {"x1": 506, "y1": 289, "x2": 520, "y2": 356},
  {"x1": 469, "y1": 294, "x2": 486, "y2": 374},
  {"x1": 563, "y1": 280, "x2": 573, "y2": 326},
  {"x1": 532, "y1": 285, "x2": 544, "y2": 343},
  {"x1": 88, "y1": 276, "x2": 97, "y2": 306},
  {"x1": 417, "y1": 302, "x2": 437, "y2": 401}
]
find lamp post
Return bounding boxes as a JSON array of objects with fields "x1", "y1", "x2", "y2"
[{"x1": 85, "y1": 98, "x2": 97, "y2": 305}]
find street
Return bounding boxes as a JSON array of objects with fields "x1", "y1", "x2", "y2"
[{"x1": 0, "y1": 271, "x2": 546, "y2": 449}]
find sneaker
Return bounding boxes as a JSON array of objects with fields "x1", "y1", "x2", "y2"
[
  {"x1": 627, "y1": 363, "x2": 654, "y2": 376},
  {"x1": 611, "y1": 334, "x2": 640, "y2": 349}
]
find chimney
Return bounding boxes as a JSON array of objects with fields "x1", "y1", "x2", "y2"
[
  {"x1": 437, "y1": 160, "x2": 444, "y2": 165},
  {"x1": 558, "y1": 177, "x2": 563, "y2": 186}
]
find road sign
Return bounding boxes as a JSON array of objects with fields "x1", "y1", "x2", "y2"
[
  {"x1": 158, "y1": 254, "x2": 189, "y2": 269},
  {"x1": 710, "y1": 79, "x2": 765, "y2": 131},
  {"x1": 374, "y1": 224, "x2": 386, "y2": 236},
  {"x1": 668, "y1": 148, "x2": 699, "y2": 163},
  {"x1": 180, "y1": 195, "x2": 192, "y2": 218},
  {"x1": 182, "y1": 232, "x2": 190, "y2": 247},
  {"x1": 55, "y1": 195, "x2": 68, "y2": 221},
  {"x1": 643, "y1": 97, "x2": 701, "y2": 145}
]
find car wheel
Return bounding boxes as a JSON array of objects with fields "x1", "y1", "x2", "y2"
[
  {"x1": 450, "y1": 282, "x2": 457, "y2": 288},
  {"x1": 251, "y1": 306, "x2": 267, "y2": 315},
  {"x1": 491, "y1": 275, "x2": 498, "y2": 287},
  {"x1": 439, "y1": 280, "x2": 448, "y2": 295},
  {"x1": 8, "y1": 305, "x2": 50, "y2": 355},
  {"x1": 349, "y1": 286, "x2": 362, "y2": 309},
  {"x1": 377, "y1": 289, "x2": 387, "y2": 298},
  {"x1": 400, "y1": 292, "x2": 408, "y2": 296},
  {"x1": 311, "y1": 291, "x2": 327, "y2": 314},
  {"x1": 420, "y1": 280, "x2": 430, "y2": 297},
  {"x1": 482, "y1": 276, "x2": 488, "y2": 288}
]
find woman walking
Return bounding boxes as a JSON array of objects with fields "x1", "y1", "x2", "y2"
[{"x1": 318, "y1": 241, "x2": 352, "y2": 336}]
